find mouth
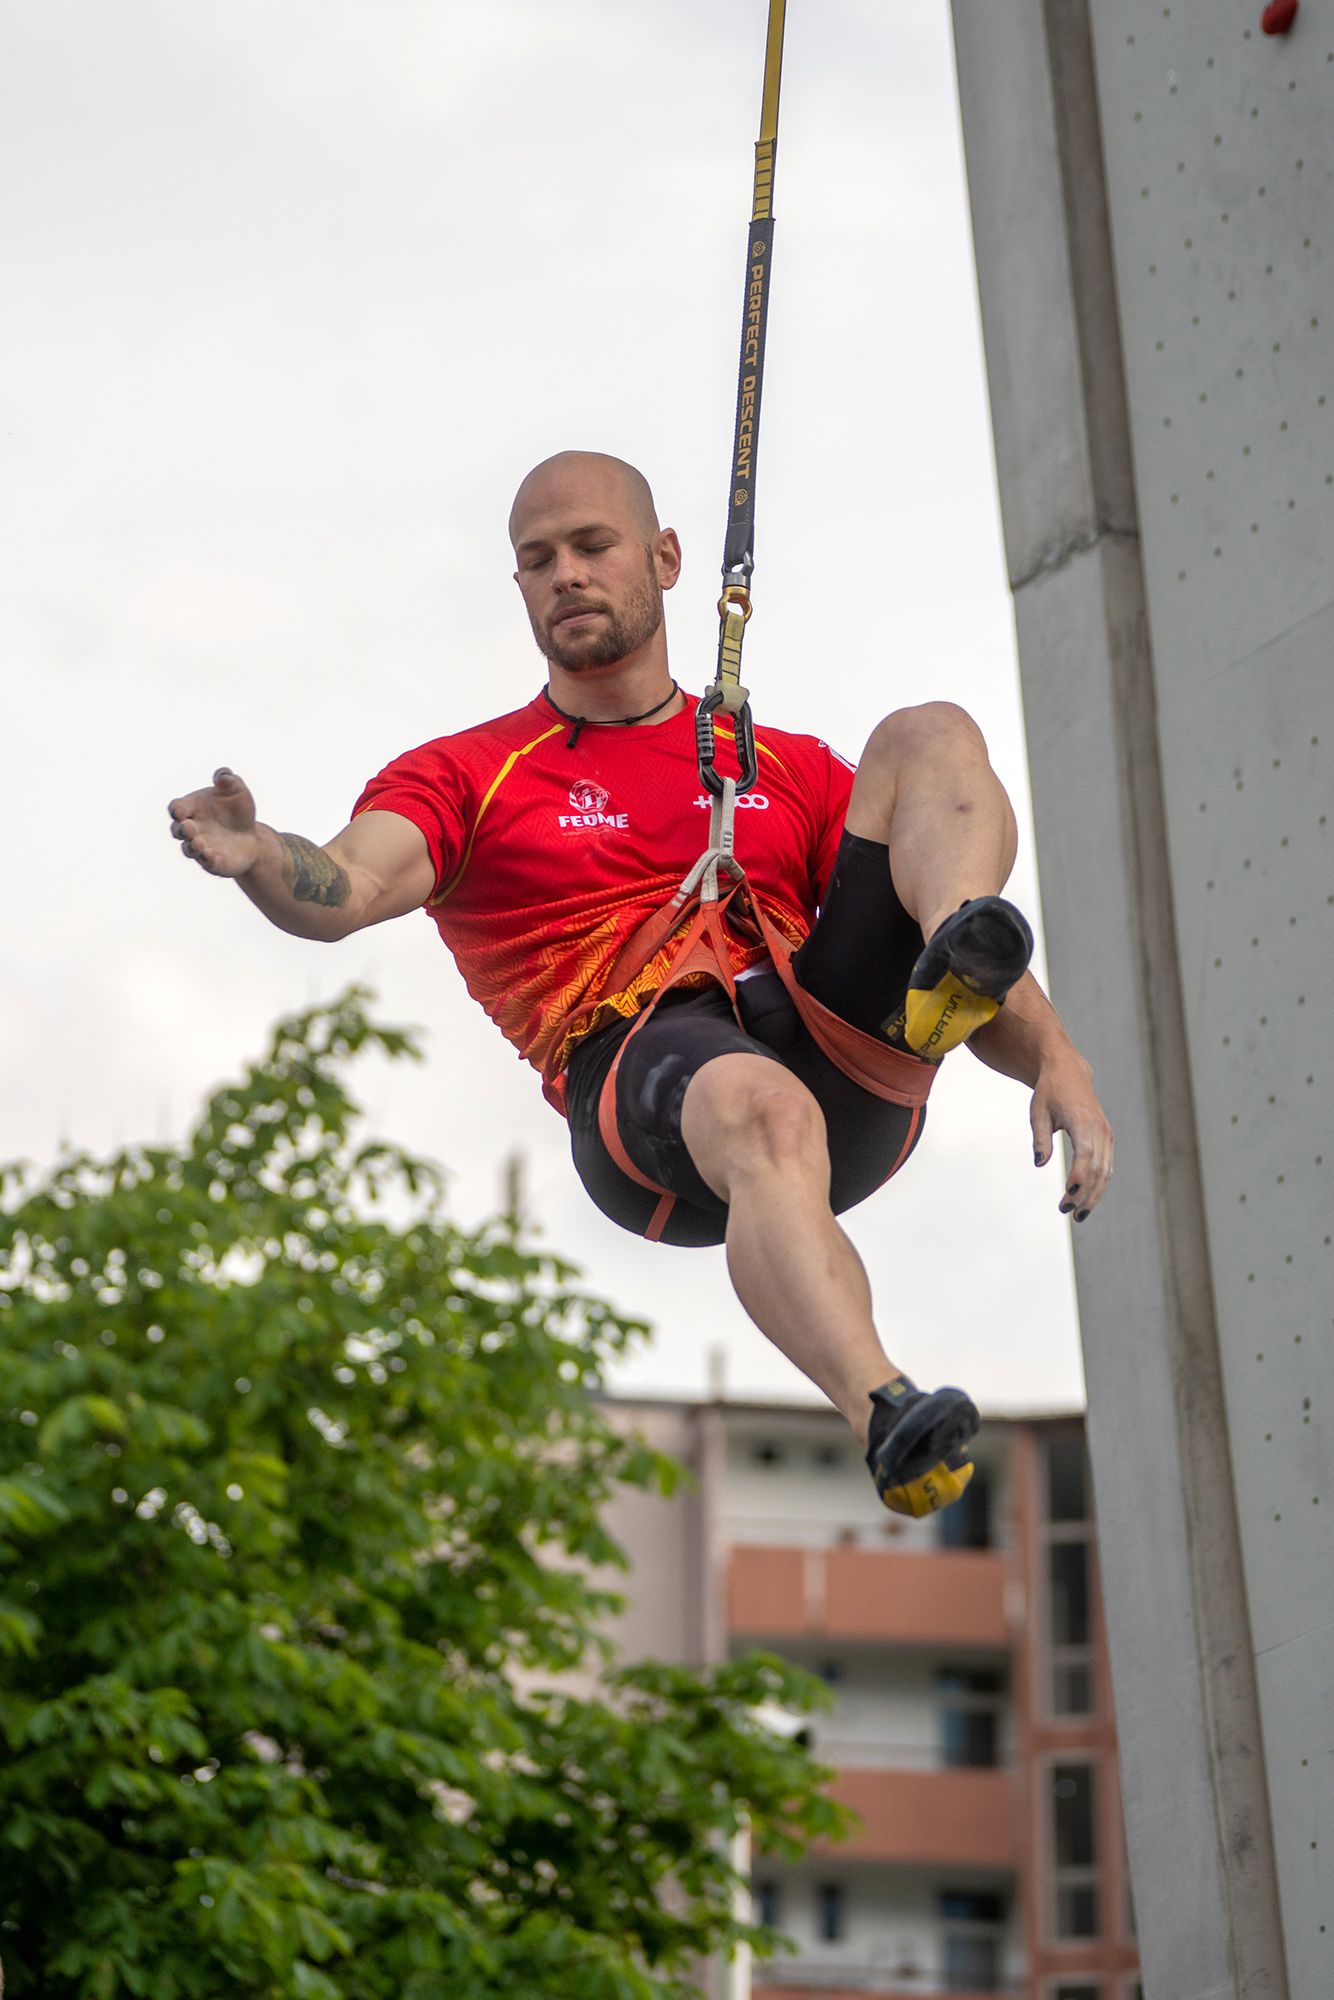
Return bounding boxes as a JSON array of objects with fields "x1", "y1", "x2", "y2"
[{"x1": 553, "y1": 606, "x2": 606, "y2": 630}]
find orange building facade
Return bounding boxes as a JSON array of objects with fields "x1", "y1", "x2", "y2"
[{"x1": 601, "y1": 1397, "x2": 1143, "y2": 2000}]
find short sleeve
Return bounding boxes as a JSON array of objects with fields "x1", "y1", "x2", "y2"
[
  {"x1": 811, "y1": 739, "x2": 858, "y2": 899},
  {"x1": 351, "y1": 741, "x2": 469, "y2": 898}
]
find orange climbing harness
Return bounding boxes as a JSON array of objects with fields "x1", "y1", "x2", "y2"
[{"x1": 543, "y1": 780, "x2": 937, "y2": 1238}]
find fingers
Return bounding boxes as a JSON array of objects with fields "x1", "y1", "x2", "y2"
[
  {"x1": 1058, "y1": 1111, "x2": 1115, "y2": 1221},
  {"x1": 165, "y1": 770, "x2": 244, "y2": 820},
  {"x1": 166, "y1": 788, "x2": 223, "y2": 869},
  {"x1": 167, "y1": 786, "x2": 220, "y2": 817},
  {"x1": 165, "y1": 769, "x2": 251, "y2": 868},
  {"x1": 167, "y1": 776, "x2": 245, "y2": 816},
  {"x1": 1031, "y1": 1096, "x2": 1054, "y2": 1170},
  {"x1": 168, "y1": 814, "x2": 217, "y2": 871},
  {"x1": 166, "y1": 801, "x2": 203, "y2": 853},
  {"x1": 165, "y1": 769, "x2": 261, "y2": 883},
  {"x1": 1032, "y1": 1074, "x2": 1114, "y2": 1223}
]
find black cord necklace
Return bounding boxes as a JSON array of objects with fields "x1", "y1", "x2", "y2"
[{"x1": 542, "y1": 680, "x2": 681, "y2": 751}]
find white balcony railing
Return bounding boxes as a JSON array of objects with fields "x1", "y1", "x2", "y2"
[
  {"x1": 802, "y1": 1736, "x2": 1009, "y2": 1774},
  {"x1": 725, "y1": 1514, "x2": 939, "y2": 1548},
  {"x1": 755, "y1": 1959, "x2": 1017, "y2": 1995}
]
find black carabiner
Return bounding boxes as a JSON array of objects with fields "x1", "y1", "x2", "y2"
[{"x1": 696, "y1": 687, "x2": 759, "y2": 797}]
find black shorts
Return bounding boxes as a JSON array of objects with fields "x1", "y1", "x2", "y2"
[{"x1": 564, "y1": 831, "x2": 928, "y2": 1247}]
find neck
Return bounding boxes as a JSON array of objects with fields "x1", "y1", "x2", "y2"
[
  {"x1": 542, "y1": 676, "x2": 682, "y2": 751},
  {"x1": 545, "y1": 640, "x2": 677, "y2": 724}
]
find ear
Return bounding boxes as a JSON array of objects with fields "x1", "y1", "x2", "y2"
[{"x1": 655, "y1": 528, "x2": 683, "y2": 593}]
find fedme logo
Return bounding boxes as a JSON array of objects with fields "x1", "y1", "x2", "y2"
[{"x1": 559, "y1": 780, "x2": 629, "y2": 830}]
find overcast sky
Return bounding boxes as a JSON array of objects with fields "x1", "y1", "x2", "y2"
[{"x1": 2, "y1": 0, "x2": 1086, "y2": 1413}]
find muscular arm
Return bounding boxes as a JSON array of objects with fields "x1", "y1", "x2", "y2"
[
  {"x1": 237, "y1": 815, "x2": 436, "y2": 939},
  {"x1": 167, "y1": 768, "x2": 437, "y2": 941},
  {"x1": 970, "y1": 972, "x2": 1115, "y2": 1219},
  {"x1": 967, "y1": 970, "x2": 1073, "y2": 1088}
]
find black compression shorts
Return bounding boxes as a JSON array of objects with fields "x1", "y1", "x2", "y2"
[{"x1": 564, "y1": 830, "x2": 929, "y2": 1247}]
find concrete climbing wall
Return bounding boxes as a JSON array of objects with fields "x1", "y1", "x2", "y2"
[
  {"x1": 952, "y1": 1, "x2": 1332, "y2": 1994},
  {"x1": 1089, "y1": 11, "x2": 1333, "y2": 1992}
]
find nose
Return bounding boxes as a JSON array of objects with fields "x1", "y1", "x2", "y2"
[{"x1": 550, "y1": 545, "x2": 591, "y2": 593}]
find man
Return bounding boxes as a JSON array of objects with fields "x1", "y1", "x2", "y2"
[{"x1": 168, "y1": 451, "x2": 1113, "y2": 1517}]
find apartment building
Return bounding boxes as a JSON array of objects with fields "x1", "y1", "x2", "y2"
[{"x1": 600, "y1": 1393, "x2": 1142, "y2": 2000}]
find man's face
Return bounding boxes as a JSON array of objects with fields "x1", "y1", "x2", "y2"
[{"x1": 510, "y1": 464, "x2": 679, "y2": 673}]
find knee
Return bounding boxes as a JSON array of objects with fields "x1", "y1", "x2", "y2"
[
  {"x1": 864, "y1": 701, "x2": 987, "y2": 771},
  {"x1": 712, "y1": 1074, "x2": 829, "y2": 1181}
]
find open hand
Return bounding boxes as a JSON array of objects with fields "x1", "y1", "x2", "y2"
[
  {"x1": 1030, "y1": 1057, "x2": 1114, "y2": 1222},
  {"x1": 167, "y1": 768, "x2": 262, "y2": 878}
]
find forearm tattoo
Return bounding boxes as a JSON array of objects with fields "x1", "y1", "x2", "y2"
[{"x1": 277, "y1": 833, "x2": 351, "y2": 908}]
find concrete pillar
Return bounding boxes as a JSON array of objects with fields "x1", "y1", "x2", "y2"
[{"x1": 949, "y1": 0, "x2": 1334, "y2": 1991}]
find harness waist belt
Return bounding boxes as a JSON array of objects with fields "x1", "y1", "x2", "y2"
[{"x1": 545, "y1": 872, "x2": 937, "y2": 1241}]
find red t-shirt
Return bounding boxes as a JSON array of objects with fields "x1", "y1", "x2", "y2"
[{"x1": 352, "y1": 691, "x2": 855, "y2": 1109}]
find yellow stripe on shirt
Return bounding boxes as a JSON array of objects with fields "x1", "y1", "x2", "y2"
[{"x1": 431, "y1": 723, "x2": 565, "y2": 905}]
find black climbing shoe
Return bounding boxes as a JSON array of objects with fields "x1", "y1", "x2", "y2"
[
  {"x1": 899, "y1": 896, "x2": 1034, "y2": 1060},
  {"x1": 866, "y1": 1376, "x2": 980, "y2": 1519}
]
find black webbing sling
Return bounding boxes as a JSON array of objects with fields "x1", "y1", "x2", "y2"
[{"x1": 696, "y1": 0, "x2": 787, "y2": 801}]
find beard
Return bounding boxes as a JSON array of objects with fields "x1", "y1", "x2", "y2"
[{"x1": 536, "y1": 556, "x2": 664, "y2": 672}]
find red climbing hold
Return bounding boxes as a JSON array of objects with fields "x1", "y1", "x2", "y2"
[{"x1": 1261, "y1": 0, "x2": 1298, "y2": 32}]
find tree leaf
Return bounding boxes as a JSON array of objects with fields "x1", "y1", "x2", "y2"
[
  {"x1": 37, "y1": 1394, "x2": 128, "y2": 1455},
  {"x1": 0, "y1": 990, "x2": 846, "y2": 1999}
]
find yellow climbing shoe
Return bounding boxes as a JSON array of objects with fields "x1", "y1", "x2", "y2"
[
  {"x1": 866, "y1": 1376, "x2": 980, "y2": 1519},
  {"x1": 899, "y1": 897, "x2": 1034, "y2": 1060}
]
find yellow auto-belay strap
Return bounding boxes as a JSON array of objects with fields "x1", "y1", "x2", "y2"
[{"x1": 695, "y1": 0, "x2": 786, "y2": 804}]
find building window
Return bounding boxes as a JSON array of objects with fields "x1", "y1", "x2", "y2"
[
  {"x1": 1053, "y1": 1986, "x2": 1102, "y2": 2000},
  {"x1": 1052, "y1": 1654, "x2": 1094, "y2": 1716},
  {"x1": 1056, "y1": 1882, "x2": 1099, "y2": 1939},
  {"x1": 1049, "y1": 1540, "x2": 1090, "y2": 1646},
  {"x1": 1046, "y1": 1429, "x2": 1089, "y2": 1521},
  {"x1": 816, "y1": 1881, "x2": 845, "y2": 1943},
  {"x1": 750, "y1": 1440, "x2": 785, "y2": 1466},
  {"x1": 1048, "y1": 1534, "x2": 1094, "y2": 1716},
  {"x1": 939, "y1": 1461, "x2": 993, "y2": 1547},
  {"x1": 753, "y1": 1879, "x2": 781, "y2": 1929},
  {"x1": 812, "y1": 1441, "x2": 845, "y2": 1470},
  {"x1": 1044, "y1": 1431, "x2": 1095, "y2": 1717},
  {"x1": 817, "y1": 1658, "x2": 844, "y2": 1685},
  {"x1": 1051, "y1": 1762, "x2": 1100, "y2": 1939},
  {"x1": 1048, "y1": 1536, "x2": 1088, "y2": 1648},
  {"x1": 937, "y1": 1667, "x2": 1002, "y2": 1768},
  {"x1": 939, "y1": 1889, "x2": 1005, "y2": 1993}
]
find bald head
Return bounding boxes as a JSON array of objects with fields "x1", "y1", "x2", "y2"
[
  {"x1": 508, "y1": 451, "x2": 659, "y2": 550},
  {"x1": 508, "y1": 449, "x2": 681, "y2": 682}
]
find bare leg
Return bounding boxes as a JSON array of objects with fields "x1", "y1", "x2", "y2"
[
  {"x1": 676, "y1": 704, "x2": 1018, "y2": 1438},
  {"x1": 844, "y1": 701, "x2": 1019, "y2": 941},
  {"x1": 680, "y1": 1055, "x2": 895, "y2": 1444}
]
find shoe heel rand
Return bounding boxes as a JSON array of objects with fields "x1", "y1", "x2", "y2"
[{"x1": 881, "y1": 1456, "x2": 975, "y2": 1519}]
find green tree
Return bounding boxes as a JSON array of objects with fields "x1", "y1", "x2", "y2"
[{"x1": 0, "y1": 990, "x2": 845, "y2": 1999}]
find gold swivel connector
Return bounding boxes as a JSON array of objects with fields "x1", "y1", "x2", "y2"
[{"x1": 712, "y1": 586, "x2": 752, "y2": 714}]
